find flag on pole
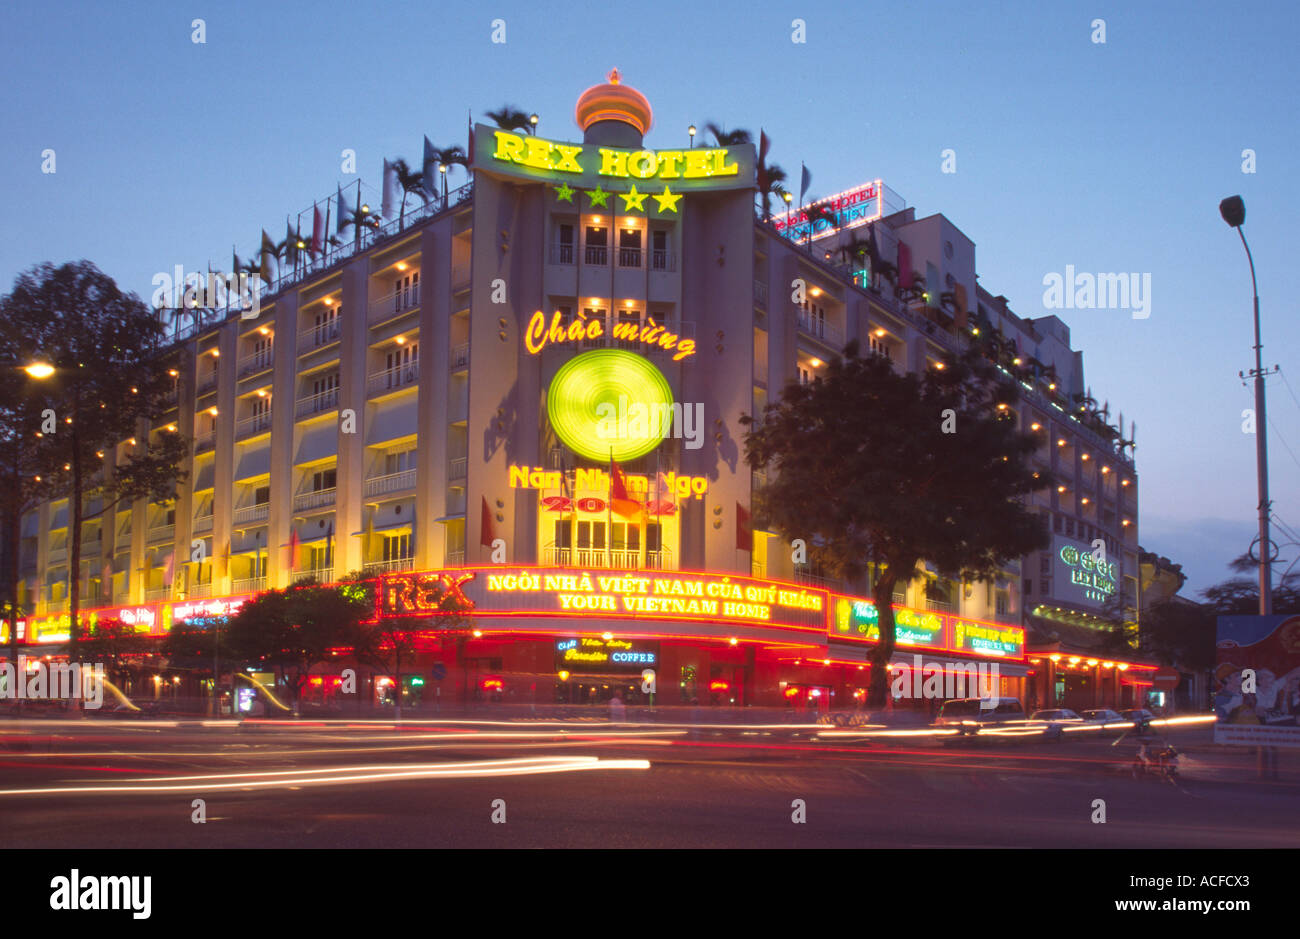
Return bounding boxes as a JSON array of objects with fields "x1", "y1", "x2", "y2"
[
  {"x1": 898, "y1": 241, "x2": 913, "y2": 289},
  {"x1": 423, "y1": 136, "x2": 438, "y2": 197},
  {"x1": 285, "y1": 218, "x2": 298, "y2": 267},
  {"x1": 608, "y1": 457, "x2": 641, "y2": 519},
  {"x1": 381, "y1": 158, "x2": 396, "y2": 220},
  {"x1": 259, "y1": 229, "x2": 275, "y2": 286},
  {"x1": 757, "y1": 129, "x2": 770, "y2": 192},
  {"x1": 311, "y1": 203, "x2": 324, "y2": 258},
  {"x1": 736, "y1": 503, "x2": 752, "y2": 552},
  {"x1": 480, "y1": 496, "x2": 495, "y2": 547},
  {"x1": 287, "y1": 527, "x2": 299, "y2": 573},
  {"x1": 800, "y1": 163, "x2": 811, "y2": 201},
  {"x1": 336, "y1": 184, "x2": 350, "y2": 234}
]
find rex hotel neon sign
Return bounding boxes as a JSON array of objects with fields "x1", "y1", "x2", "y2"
[{"x1": 491, "y1": 130, "x2": 739, "y2": 182}]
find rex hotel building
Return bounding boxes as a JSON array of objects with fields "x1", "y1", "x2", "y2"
[{"x1": 8, "y1": 73, "x2": 1154, "y2": 713}]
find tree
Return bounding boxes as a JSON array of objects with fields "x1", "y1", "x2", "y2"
[
  {"x1": 704, "y1": 123, "x2": 752, "y2": 146},
  {"x1": 744, "y1": 342, "x2": 1050, "y2": 707},
  {"x1": 485, "y1": 106, "x2": 535, "y2": 135},
  {"x1": 390, "y1": 158, "x2": 430, "y2": 227},
  {"x1": 0, "y1": 262, "x2": 190, "y2": 656},
  {"x1": 424, "y1": 144, "x2": 469, "y2": 202},
  {"x1": 224, "y1": 581, "x2": 371, "y2": 713},
  {"x1": 74, "y1": 616, "x2": 154, "y2": 699}
]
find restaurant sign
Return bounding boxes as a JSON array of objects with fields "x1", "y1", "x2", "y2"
[{"x1": 829, "y1": 595, "x2": 1025, "y2": 660}]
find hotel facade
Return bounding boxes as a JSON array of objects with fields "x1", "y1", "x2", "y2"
[{"x1": 7, "y1": 73, "x2": 1154, "y2": 713}]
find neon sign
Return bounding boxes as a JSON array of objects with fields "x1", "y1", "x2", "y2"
[
  {"x1": 773, "y1": 180, "x2": 884, "y2": 242},
  {"x1": 509, "y1": 465, "x2": 708, "y2": 501},
  {"x1": 829, "y1": 595, "x2": 1024, "y2": 660},
  {"x1": 479, "y1": 126, "x2": 754, "y2": 192},
  {"x1": 555, "y1": 636, "x2": 658, "y2": 668},
  {"x1": 1058, "y1": 544, "x2": 1117, "y2": 602},
  {"x1": 951, "y1": 618, "x2": 1025, "y2": 658},
  {"x1": 546, "y1": 349, "x2": 677, "y2": 463},
  {"x1": 525, "y1": 311, "x2": 696, "y2": 361},
  {"x1": 380, "y1": 571, "x2": 477, "y2": 618}
]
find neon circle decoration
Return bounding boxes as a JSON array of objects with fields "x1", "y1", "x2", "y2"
[{"x1": 547, "y1": 349, "x2": 673, "y2": 462}]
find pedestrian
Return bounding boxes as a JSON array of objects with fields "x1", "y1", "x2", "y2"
[{"x1": 608, "y1": 690, "x2": 625, "y2": 722}]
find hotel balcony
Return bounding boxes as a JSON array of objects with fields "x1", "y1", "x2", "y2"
[
  {"x1": 364, "y1": 469, "x2": 416, "y2": 498},
  {"x1": 182, "y1": 582, "x2": 213, "y2": 600},
  {"x1": 145, "y1": 585, "x2": 173, "y2": 602},
  {"x1": 363, "y1": 557, "x2": 415, "y2": 575},
  {"x1": 298, "y1": 321, "x2": 341, "y2": 356},
  {"x1": 445, "y1": 550, "x2": 466, "y2": 566},
  {"x1": 296, "y1": 566, "x2": 333, "y2": 584},
  {"x1": 449, "y1": 457, "x2": 468, "y2": 483},
  {"x1": 196, "y1": 372, "x2": 218, "y2": 396},
  {"x1": 549, "y1": 242, "x2": 575, "y2": 265},
  {"x1": 48, "y1": 546, "x2": 67, "y2": 565},
  {"x1": 650, "y1": 249, "x2": 675, "y2": 272},
  {"x1": 233, "y1": 504, "x2": 270, "y2": 525},
  {"x1": 293, "y1": 488, "x2": 336, "y2": 512},
  {"x1": 368, "y1": 285, "x2": 420, "y2": 327},
  {"x1": 618, "y1": 247, "x2": 642, "y2": 269},
  {"x1": 924, "y1": 598, "x2": 956, "y2": 614},
  {"x1": 296, "y1": 388, "x2": 339, "y2": 419},
  {"x1": 450, "y1": 342, "x2": 470, "y2": 370},
  {"x1": 147, "y1": 522, "x2": 175, "y2": 543},
  {"x1": 367, "y1": 363, "x2": 418, "y2": 398},
  {"x1": 194, "y1": 429, "x2": 216, "y2": 452},
  {"x1": 796, "y1": 310, "x2": 844, "y2": 348},
  {"x1": 542, "y1": 545, "x2": 674, "y2": 570},
  {"x1": 192, "y1": 514, "x2": 214, "y2": 534},
  {"x1": 583, "y1": 245, "x2": 608, "y2": 266},
  {"x1": 233, "y1": 576, "x2": 267, "y2": 594},
  {"x1": 236, "y1": 412, "x2": 273, "y2": 439},
  {"x1": 753, "y1": 279, "x2": 768, "y2": 309},
  {"x1": 237, "y1": 348, "x2": 274, "y2": 379}
]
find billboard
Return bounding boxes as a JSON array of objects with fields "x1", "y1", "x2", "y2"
[
  {"x1": 772, "y1": 180, "x2": 884, "y2": 242},
  {"x1": 1051, "y1": 536, "x2": 1118, "y2": 610},
  {"x1": 1214, "y1": 614, "x2": 1300, "y2": 748}
]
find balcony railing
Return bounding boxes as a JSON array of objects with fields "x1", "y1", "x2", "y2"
[
  {"x1": 365, "y1": 469, "x2": 416, "y2": 497},
  {"x1": 236, "y1": 412, "x2": 272, "y2": 438},
  {"x1": 924, "y1": 598, "x2": 955, "y2": 613},
  {"x1": 232, "y1": 576, "x2": 267, "y2": 594},
  {"x1": 584, "y1": 245, "x2": 608, "y2": 265},
  {"x1": 147, "y1": 523, "x2": 175, "y2": 543},
  {"x1": 445, "y1": 550, "x2": 466, "y2": 566},
  {"x1": 298, "y1": 320, "x2": 341, "y2": 355},
  {"x1": 48, "y1": 547, "x2": 67, "y2": 565},
  {"x1": 753, "y1": 279, "x2": 768, "y2": 308},
  {"x1": 192, "y1": 514, "x2": 214, "y2": 533},
  {"x1": 363, "y1": 557, "x2": 415, "y2": 575},
  {"x1": 182, "y1": 582, "x2": 214, "y2": 599},
  {"x1": 542, "y1": 545, "x2": 673, "y2": 570},
  {"x1": 651, "y1": 250, "x2": 675, "y2": 272},
  {"x1": 368, "y1": 284, "x2": 420, "y2": 325},
  {"x1": 194, "y1": 429, "x2": 216, "y2": 452},
  {"x1": 145, "y1": 585, "x2": 173, "y2": 602},
  {"x1": 296, "y1": 388, "x2": 339, "y2": 418},
  {"x1": 196, "y1": 372, "x2": 218, "y2": 395},
  {"x1": 792, "y1": 569, "x2": 832, "y2": 588},
  {"x1": 448, "y1": 457, "x2": 467, "y2": 482},
  {"x1": 233, "y1": 504, "x2": 269, "y2": 525},
  {"x1": 295, "y1": 566, "x2": 333, "y2": 584},
  {"x1": 450, "y1": 342, "x2": 470, "y2": 369},
  {"x1": 892, "y1": 592, "x2": 907, "y2": 605},
  {"x1": 796, "y1": 311, "x2": 844, "y2": 347},
  {"x1": 293, "y1": 488, "x2": 336, "y2": 512},
  {"x1": 618, "y1": 247, "x2": 642, "y2": 268},
  {"x1": 237, "y1": 347, "x2": 274, "y2": 378},
  {"x1": 549, "y1": 242, "x2": 575, "y2": 265},
  {"x1": 367, "y1": 364, "x2": 418, "y2": 397}
]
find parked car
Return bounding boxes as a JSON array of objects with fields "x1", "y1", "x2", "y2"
[
  {"x1": 1078, "y1": 708, "x2": 1130, "y2": 733},
  {"x1": 933, "y1": 697, "x2": 1027, "y2": 737},
  {"x1": 1028, "y1": 708, "x2": 1083, "y2": 741},
  {"x1": 1120, "y1": 708, "x2": 1156, "y2": 727}
]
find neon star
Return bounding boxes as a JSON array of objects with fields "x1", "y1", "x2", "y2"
[
  {"x1": 653, "y1": 186, "x2": 682, "y2": 213},
  {"x1": 620, "y1": 185, "x2": 648, "y2": 212},
  {"x1": 586, "y1": 186, "x2": 609, "y2": 208},
  {"x1": 554, "y1": 183, "x2": 575, "y2": 203}
]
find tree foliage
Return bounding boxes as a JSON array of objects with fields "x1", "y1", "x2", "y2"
[{"x1": 744, "y1": 342, "x2": 1050, "y2": 706}]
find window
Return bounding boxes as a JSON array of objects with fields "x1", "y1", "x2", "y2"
[
  {"x1": 553, "y1": 519, "x2": 572, "y2": 550},
  {"x1": 311, "y1": 468, "x2": 337, "y2": 492},
  {"x1": 1040, "y1": 555, "x2": 1050, "y2": 575},
  {"x1": 582, "y1": 307, "x2": 606, "y2": 349},
  {"x1": 393, "y1": 271, "x2": 419, "y2": 312},
  {"x1": 618, "y1": 228, "x2": 642, "y2": 267},
  {"x1": 1053, "y1": 514, "x2": 1063, "y2": 533},
  {"x1": 1024, "y1": 579, "x2": 1033, "y2": 597},
  {"x1": 250, "y1": 393, "x2": 271, "y2": 430},
  {"x1": 309, "y1": 543, "x2": 333, "y2": 572},
  {"x1": 250, "y1": 335, "x2": 272, "y2": 370},
  {"x1": 615, "y1": 309, "x2": 640, "y2": 350},
  {"x1": 385, "y1": 342, "x2": 419, "y2": 387},
  {"x1": 611, "y1": 523, "x2": 640, "y2": 552},
  {"x1": 798, "y1": 365, "x2": 811, "y2": 385},
  {"x1": 383, "y1": 532, "x2": 412, "y2": 562},
  {"x1": 384, "y1": 449, "x2": 415, "y2": 475},
  {"x1": 314, "y1": 307, "x2": 339, "y2": 346},
  {"x1": 556, "y1": 224, "x2": 574, "y2": 264},
  {"x1": 312, "y1": 372, "x2": 339, "y2": 409},
  {"x1": 651, "y1": 229, "x2": 669, "y2": 270},
  {"x1": 869, "y1": 332, "x2": 891, "y2": 359},
  {"x1": 1065, "y1": 518, "x2": 1075, "y2": 537},
  {"x1": 254, "y1": 486, "x2": 270, "y2": 506},
  {"x1": 584, "y1": 226, "x2": 608, "y2": 265},
  {"x1": 996, "y1": 590, "x2": 1009, "y2": 615}
]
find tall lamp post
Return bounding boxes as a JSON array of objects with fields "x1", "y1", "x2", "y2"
[{"x1": 1219, "y1": 195, "x2": 1272, "y2": 615}]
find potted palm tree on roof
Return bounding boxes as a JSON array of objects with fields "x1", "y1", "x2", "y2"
[
  {"x1": 390, "y1": 158, "x2": 430, "y2": 228},
  {"x1": 704, "y1": 123, "x2": 752, "y2": 146},
  {"x1": 485, "y1": 106, "x2": 536, "y2": 134}
]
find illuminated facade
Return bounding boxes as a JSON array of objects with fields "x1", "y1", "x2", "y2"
[{"x1": 10, "y1": 71, "x2": 1143, "y2": 711}]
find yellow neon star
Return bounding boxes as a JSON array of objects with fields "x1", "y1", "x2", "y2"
[
  {"x1": 586, "y1": 186, "x2": 609, "y2": 208},
  {"x1": 554, "y1": 183, "x2": 575, "y2": 202},
  {"x1": 653, "y1": 186, "x2": 682, "y2": 213},
  {"x1": 620, "y1": 185, "x2": 648, "y2": 212}
]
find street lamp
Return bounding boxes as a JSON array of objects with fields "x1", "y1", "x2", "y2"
[
  {"x1": 688, "y1": 124, "x2": 696, "y2": 148},
  {"x1": 23, "y1": 362, "x2": 55, "y2": 380},
  {"x1": 529, "y1": 113, "x2": 539, "y2": 134},
  {"x1": 439, "y1": 163, "x2": 448, "y2": 202},
  {"x1": 1220, "y1": 194, "x2": 1272, "y2": 615}
]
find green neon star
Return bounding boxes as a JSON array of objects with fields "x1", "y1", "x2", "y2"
[
  {"x1": 653, "y1": 185, "x2": 682, "y2": 213},
  {"x1": 620, "y1": 185, "x2": 649, "y2": 212},
  {"x1": 554, "y1": 183, "x2": 575, "y2": 203},
  {"x1": 586, "y1": 186, "x2": 609, "y2": 208}
]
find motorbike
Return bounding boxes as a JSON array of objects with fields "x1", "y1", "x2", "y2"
[{"x1": 1113, "y1": 721, "x2": 1178, "y2": 780}]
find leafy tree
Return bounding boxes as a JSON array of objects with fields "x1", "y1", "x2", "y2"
[
  {"x1": 704, "y1": 123, "x2": 752, "y2": 146},
  {"x1": 424, "y1": 144, "x2": 470, "y2": 202},
  {"x1": 0, "y1": 262, "x2": 189, "y2": 653},
  {"x1": 390, "y1": 158, "x2": 430, "y2": 227},
  {"x1": 74, "y1": 616, "x2": 154, "y2": 690},
  {"x1": 744, "y1": 342, "x2": 1050, "y2": 707},
  {"x1": 485, "y1": 106, "x2": 535, "y2": 135},
  {"x1": 224, "y1": 581, "x2": 371, "y2": 712}
]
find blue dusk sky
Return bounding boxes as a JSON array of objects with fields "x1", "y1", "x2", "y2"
[{"x1": 1, "y1": 0, "x2": 1297, "y2": 598}]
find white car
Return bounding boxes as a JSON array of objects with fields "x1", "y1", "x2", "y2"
[{"x1": 1029, "y1": 708, "x2": 1083, "y2": 741}]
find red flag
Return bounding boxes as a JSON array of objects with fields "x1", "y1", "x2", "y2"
[
  {"x1": 287, "y1": 527, "x2": 299, "y2": 572},
  {"x1": 608, "y1": 459, "x2": 641, "y2": 519},
  {"x1": 736, "y1": 503, "x2": 752, "y2": 552},
  {"x1": 757, "y1": 129, "x2": 770, "y2": 191},
  {"x1": 898, "y1": 241, "x2": 913, "y2": 289},
  {"x1": 311, "y1": 204, "x2": 324, "y2": 258},
  {"x1": 480, "y1": 496, "x2": 495, "y2": 547},
  {"x1": 953, "y1": 283, "x2": 969, "y2": 329}
]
